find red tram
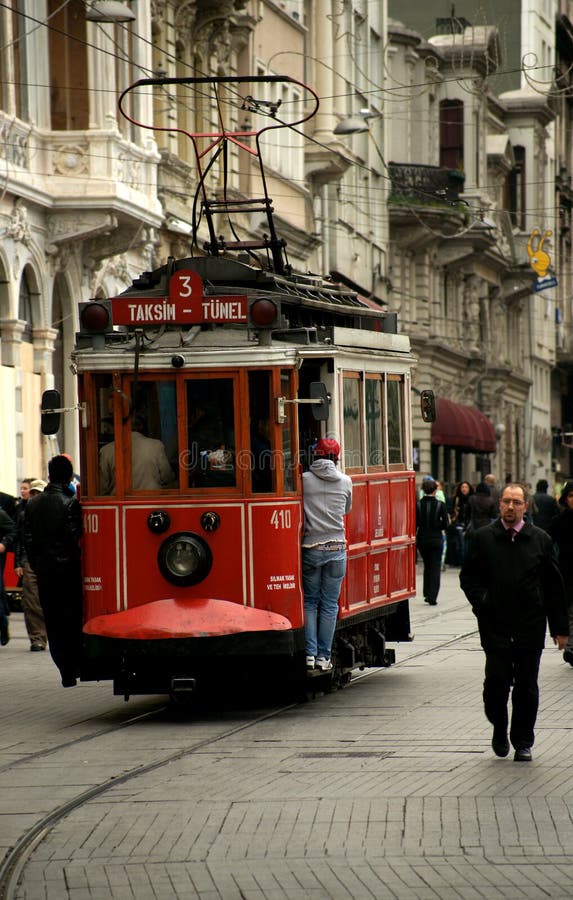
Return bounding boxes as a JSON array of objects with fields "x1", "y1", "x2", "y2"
[{"x1": 42, "y1": 76, "x2": 431, "y2": 698}]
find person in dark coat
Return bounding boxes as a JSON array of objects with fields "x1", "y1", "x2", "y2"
[
  {"x1": 0, "y1": 507, "x2": 15, "y2": 646},
  {"x1": 14, "y1": 479, "x2": 48, "y2": 651},
  {"x1": 460, "y1": 482, "x2": 568, "y2": 762},
  {"x1": 548, "y1": 480, "x2": 573, "y2": 665},
  {"x1": 452, "y1": 480, "x2": 474, "y2": 564},
  {"x1": 531, "y1": 479, "x2": 558, "y2": 532},
  {"x1": 24, "y1": 455, "x2": 83, "y2": 687},
  {"x1": 467, "y1": 481, "x2": 497, "y2": 532},
  {"x1": 0, "y1": 491, "x2": 16, "y2": 520},
  {"x1": 416, "y1": 478, "x2": 448, "y2": 605}
]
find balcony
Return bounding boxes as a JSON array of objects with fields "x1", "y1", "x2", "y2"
[{"x1": 388, "y1": 163, "x2": 465, "y2": 207}]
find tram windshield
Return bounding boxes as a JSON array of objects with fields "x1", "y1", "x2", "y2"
[
  {"x1": 187, "y1": 378, "x2": 236, "y2": 488},
  {"x1": 87, "y1": 367, "x2": 296, "y2": 497}
]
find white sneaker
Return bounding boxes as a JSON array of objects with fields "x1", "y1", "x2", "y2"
[
  {"x1": 306, "y1": 655, "x2": 315, "y2": 669},
  {"x1": 315, "y1": 657, "x2": 332, "y2": 671}
]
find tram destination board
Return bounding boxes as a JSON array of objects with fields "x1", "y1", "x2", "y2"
[{"x1": 111, "y1": 269, "x2": 248, "y2": 325}]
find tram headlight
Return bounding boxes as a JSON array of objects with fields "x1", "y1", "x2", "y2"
[
  {"x1": 157, "y1": 532, "x2": 213, "y2": 587},
  {"x1": 79, "y1": 300, "x2": 113, "y2": 334},
  {"x1": 249, "y1": 298, "x2": 278, "y2": 326}
]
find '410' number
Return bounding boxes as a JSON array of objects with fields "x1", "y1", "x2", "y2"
[{"x1": 270, "y1": 508, "x2": 291, "y2": 529}]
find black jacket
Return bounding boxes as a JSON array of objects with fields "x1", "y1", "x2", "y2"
[
  {"x1": 467, "y1": 493, "x2": 497, "y2": 531},
  {"x1": 460, "y1": 518, "x2": 567, "y2": 650},
  {"x1": 548, "y1": 508, "x2": 573, "y2": 602},
  {"x1": 0, "y1": 509, "x2": 15, "y2": 562},
  {"x1": 532, "y1": 492, "x2": 559, "y2": 532},
  {"x1": 24, "y1": 483, "x2": 82, "y2": 575},
  {"x1": 416, "y1": 496, "x2": 448, "y2": 543}
]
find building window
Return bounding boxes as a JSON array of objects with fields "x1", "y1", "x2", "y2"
[
  {"x1": 48, "y1": 0, "x2": 88, "y2": 130},
  {"x1": 18, "y1": 269, "x2": 33, "y2": 343},
  {"x1": 508, "y1": 146, "x2": 526, "y2": 230},
  {"x1": 439, "y1": 99, "x2": 464, "y2": 170}
]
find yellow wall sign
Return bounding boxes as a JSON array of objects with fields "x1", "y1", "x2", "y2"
[{"x1": 527, "y1": 228, "x2": 558, "y2": 291}]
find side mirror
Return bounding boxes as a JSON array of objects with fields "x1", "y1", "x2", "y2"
[
  {"x1": 310, "y1": 382, "x2": 329, "y2": 421},
  {"x1": 41, "y1": 389, "x2": 61, "y2": 435},
  {"x1": 420, "y1": 389, "x2": 436, "y2": 423}
]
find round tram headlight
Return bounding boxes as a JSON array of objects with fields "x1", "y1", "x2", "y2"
[
  {"x1": 157, "y1": 532, "x2": 212, "y2": 587},
  {"x1": 250, "y1": 298, "x2": 278, "y2": 326},
  {"x1": 80, "y1": 300, "x2": 112, "y2": 333}
]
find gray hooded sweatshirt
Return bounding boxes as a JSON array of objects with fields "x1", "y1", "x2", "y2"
[{"x1": 302, "y1": 458, "x2": 353, "y2": 547}]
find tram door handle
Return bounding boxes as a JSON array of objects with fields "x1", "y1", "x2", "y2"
[
  {"x1": 276, "y1": 381, "x2": 330, "y2": 424},
  {"x1": 276, "y1": 393, "x2": 330, "y2": 424}
]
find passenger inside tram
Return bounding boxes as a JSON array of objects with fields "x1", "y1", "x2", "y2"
[
  {"x1": 187, "y1": 379, "x2": 235, "y2": 487},
  {"x1": 99, "y1": 413, "x2": 175, "y2": 494}
]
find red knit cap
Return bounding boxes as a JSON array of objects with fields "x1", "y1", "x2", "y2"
[{"x1": 313, "y1": 438, "x2": 340, "y2": 459}]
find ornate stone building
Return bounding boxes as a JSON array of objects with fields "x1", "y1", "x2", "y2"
[
  {"x1": 386, "y1": 7, "x2": 559, "y2": 490},
  {"x1": 0, "y1": 0, "x2": 565, "y2": 496}
]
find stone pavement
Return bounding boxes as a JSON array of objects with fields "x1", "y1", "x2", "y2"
[{"x1": 4, "y1": 565, "x2": 573, "y2": 898}]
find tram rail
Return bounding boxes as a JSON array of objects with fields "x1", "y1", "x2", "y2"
[{"x1": 0, "y1": 622, "x2": 479, "y2": 900}]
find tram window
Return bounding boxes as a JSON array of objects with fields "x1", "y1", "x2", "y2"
[
  {"x1": 95, "y1": 375, "x2": 116, "y2": 496},
  {"x1": 281, "y1": 369, "x2": 296, "y2": 492},
  {"x1": 98, "y1": 380, "x2": 179, "y2": 494},
  {"x1": 366, "y1": 377, "x2": 385, "y2": 468},
  {"x1": 249, "y1": 370, "x2": 274, "y2": 493},
  {"x1": 343, "y1": 374, "x2": 363, "y2": 471},
  {"x1": 186, "y1": 378, "x2": 235, "y2": 487},
  {"x1": 387, "y1": 376, "x2": 405, "y2": 466}
]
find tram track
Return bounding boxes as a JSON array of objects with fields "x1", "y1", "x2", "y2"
[{"x1": 0, "y1": 625, "x2": 479, "y2": 900}]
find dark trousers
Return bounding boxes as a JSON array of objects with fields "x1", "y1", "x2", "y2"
[
  {"x1": 37, "y1": 563, "x2": 83, "y2": 683},
  {"x1": 483, "y1": 647, "x2": 542, "y2": 749},
  {"x1": 417, "y1": 538, "x2": 443, "y2": 603}
]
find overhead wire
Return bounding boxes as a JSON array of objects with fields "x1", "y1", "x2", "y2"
[{"x1": 0, "y1": 3, "x2": 568, "y2": 246}]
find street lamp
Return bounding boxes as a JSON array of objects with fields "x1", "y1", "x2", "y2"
[
  {"x1": 333, "y1": 110, "x2": 386, "y2": 170},
  {"x1": 333, "y1": 116, "x2": 371, "y2": 135},
  {"x1": 85, "y1": 1, "x2": 136, "y2": 22}
]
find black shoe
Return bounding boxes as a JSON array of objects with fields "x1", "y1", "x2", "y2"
[
  {"x1": 514, "y1": 746, "x2": 532, "y2": 762},
  {"x1": 0, "y1": 618, "x2": 9, "y2": 646},
  {"x1": 563, "y1": 649, "x2": 573, "y2": 666},
  {"x1": 427, "y1": 599, "x2": 437, "y2": 606},
  {"x1": 492, "y1": 728, "x2": 510, "y2": 758},
  {"x1": 30, "y1": 644, "x2": 46, "y2": 652}
]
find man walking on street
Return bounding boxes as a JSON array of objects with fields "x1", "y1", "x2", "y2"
[
  {"x1": 460, "y1": 482, "x2": 568, "y2": 762},
  {"x1": 24, "y1": 455, "x2": 83, "y2": 687},
  {"x1": 14, "y1": 479, "x2": 48, "y2": 652}
]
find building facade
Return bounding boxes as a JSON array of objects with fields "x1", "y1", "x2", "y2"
[{"x1": 0, "y1": 0, "x2": 568, "y2": 498}]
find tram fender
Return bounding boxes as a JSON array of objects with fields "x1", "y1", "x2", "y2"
[{"x1": 83, "y1": 597, "x2": 293, "y2": 641}]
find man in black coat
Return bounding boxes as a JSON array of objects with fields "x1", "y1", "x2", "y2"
[
  {"x1": 532, "y1": 479, "x2": 559, "y2": 532},
  {"x1": 24, "y1": 455, "x2": 83, "y2": 687},
  {"x1": 460, "y1": 482, "x2": 568, "y2": 762}
]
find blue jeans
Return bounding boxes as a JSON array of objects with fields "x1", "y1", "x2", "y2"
[{"x1": 302, "y1": 547, "x2": 346, "y2": 658}]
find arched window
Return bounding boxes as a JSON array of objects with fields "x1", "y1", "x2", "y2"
[
  {"x1": 440, "y1": 99, "x2": 464, "y2": 170},
  {"x1": 18, "y1": 268, "x2": 33, "y2": 343}
]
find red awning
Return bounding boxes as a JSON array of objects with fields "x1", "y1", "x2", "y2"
[{"x1": 431, "y1": 398, "x2": 496, "y2": 452}]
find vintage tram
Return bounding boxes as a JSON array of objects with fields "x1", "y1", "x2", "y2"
[{"x1": 42, "y1": 76, "x2": 430, "y2": 699}]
